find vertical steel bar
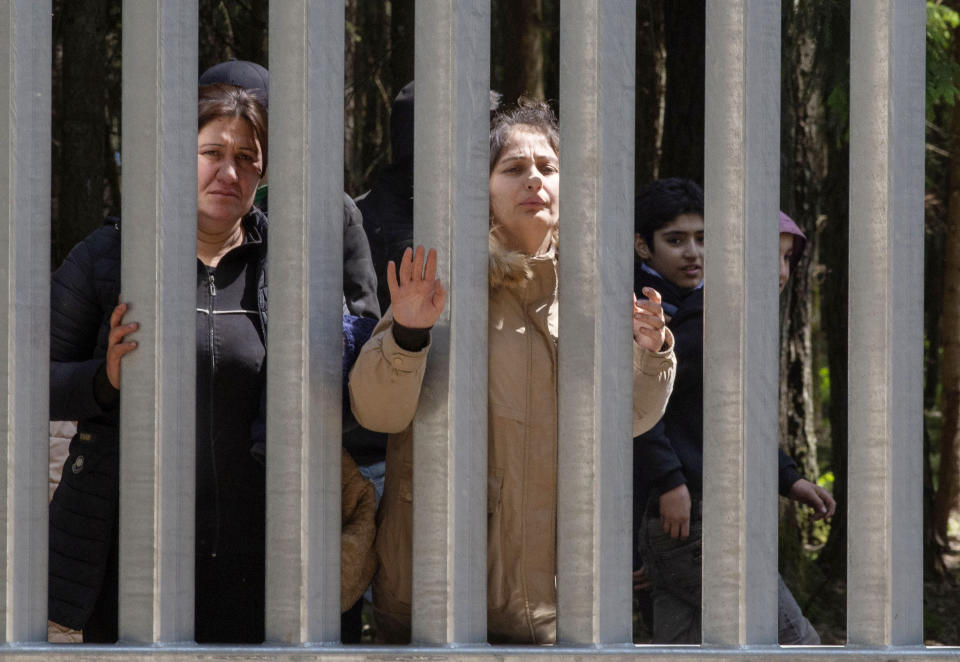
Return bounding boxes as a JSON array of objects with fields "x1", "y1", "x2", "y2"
[
  {"x1": 702, "y1": 0, "x2": 780, "y2": 646},
  {"x1": 118, "y1": 0, "x2": 198, "y2": 643},
  {"x1": 847, "y1": 0, "x2": 924, "y2": 646},
  {"x1": 556, "y1": 0, "x2": 636, "y2": 645},
  {"x1": 266, "y1": 0, "x2": 344, "y2": 644},
  {"x1": 0, "y1": 0, "x2": 51, "y2": 643},
  {"x1": 411, "y1": 0, "x2": 490, "y2": 645}
]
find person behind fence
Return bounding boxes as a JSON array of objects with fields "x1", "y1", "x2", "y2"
[
  {"x1": 346, "y1": 81, "x2": 504, "y2": 510},
  {"x1": 349, "y1": 99, "x2": 677, "y2": 644},
  {"x1": 199, "y1": 59, "x2": 381, "y2": 642},
  {"x1": 199, "y1": 59, "x2": 381, "y2": 322},
  {"x1": 632, "y1": 179, "x2": 835, "y2": 644},
  {"x1": 47, "y1": 83, "x2": 377, "y2": 644}
]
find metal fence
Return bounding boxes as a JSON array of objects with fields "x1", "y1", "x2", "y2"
[{"x1": 0, "y1": 0, "x2": 947, "y2": 659}]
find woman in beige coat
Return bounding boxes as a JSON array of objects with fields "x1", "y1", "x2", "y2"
[{"x1": 349, "y1": 100, "x2": 676, "y2": 644}]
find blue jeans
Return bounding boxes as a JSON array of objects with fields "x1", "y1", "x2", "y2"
[
  {"x1": 357, "y1": 460, "x2": 385, "y2": 605},
  {"x1": 357, "y1": 460, "x2": 385, "y2": 504},
  {"x1": 640, "y1": 496, "x2": 820, "y2": 644}
]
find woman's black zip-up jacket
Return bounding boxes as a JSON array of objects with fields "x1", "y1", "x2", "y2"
[{"x1": 48, "y1": 209, "x2": 269, "y2": 630}]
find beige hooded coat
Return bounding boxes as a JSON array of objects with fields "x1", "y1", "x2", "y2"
[{"x1": 349, "y1": 239, "x2": 676, "y2": 644}]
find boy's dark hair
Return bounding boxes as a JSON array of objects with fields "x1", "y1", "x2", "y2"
[
  {"x1": 634, "y1": 178, "x2": 704, "y2": 251},
  {"x1": 489, "y1": 98, "x2": 559, "y2": 171}
]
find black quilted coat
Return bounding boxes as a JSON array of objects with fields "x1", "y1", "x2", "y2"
[{"x1": 48, "y1": 210, "x2": 269, "y2": 629}]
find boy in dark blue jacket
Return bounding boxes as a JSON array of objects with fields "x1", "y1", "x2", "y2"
[{"x1": 632, "y1": 180, "x2": 834, "y2": 643}]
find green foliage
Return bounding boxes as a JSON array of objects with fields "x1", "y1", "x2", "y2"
[
  {"x1": 825, "y1": 85, "x2": 849, "y2": 147},
  {"x1": 826, "y1": 3, "x2": 960, "y2": 143},
  {"x1": 928, "y1": 1, "x2": 960, "y2": 112},
  {"x1": 818, "y1": 366, "x2": 831, "y2": 415},
  {"x1": 817, "y1": 470, "x2": 835, "y2": 490}
]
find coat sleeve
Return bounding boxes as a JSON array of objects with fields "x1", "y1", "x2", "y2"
[
  {"x1": 49, "y1": 234, "x2": 112, "y2": 422},
  {"x1": 632, "y1": 327, "x2": 676, "y2": 437},
  {"x1": 637, "y1": 418, "x2": 687, "y2": 495},
  {"x1": 778, "y1": 447, "x2": 803, "y2": 496},
  {"x1": 342, "y1": 194, "x2": 382, "y2": 321},
  {"x1": 348, "y1": 310, "x2": 431, "y2": 433}
]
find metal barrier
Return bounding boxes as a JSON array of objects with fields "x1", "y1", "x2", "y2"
[{"x1": 0, "y1": 0, "x2": 947, "y2": 658}]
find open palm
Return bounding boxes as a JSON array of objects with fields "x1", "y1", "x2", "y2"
[{"x1": 388, "y1": 245, "x2": 446, "y2": 329}]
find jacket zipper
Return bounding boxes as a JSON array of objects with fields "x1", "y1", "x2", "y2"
[
  {"x1": 520, "y1": 284, "x2": 536, "y2": 640},
  {"x1": 208, "y1": 270, "x2": 221, "y2": 557}
]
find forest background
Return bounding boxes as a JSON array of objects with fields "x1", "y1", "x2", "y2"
[{"x1": 49, "y1": 0, "x2": 960, "y2": 645}]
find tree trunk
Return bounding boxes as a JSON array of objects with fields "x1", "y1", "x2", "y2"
[
  {"x1": 811, "y1": 1, "x2": 850, "y2": 582},
  {"x1": 345, "y1": 0, "x2": 389, "y2": 194},
  {"x1": 659, "y1": 0, "x2": 704, "y2": 184},
  {"x1": 233, "y1": 0, "x2": 267, "y2": 67},
  {"x1": 198, "y1": 0, "x2": 236, "y2": 70},
  {"x1": 388, "y1": 0, "x2": 415, "y2": 104},
  {"x1": 492, "y1": 0, "x2": 545, "y2": 104},
  {"x1": 635, "y1": 0, "x2": 665, "y2": 188},
  {"x1": 933, "y1": 68, "x2": 960, "y2": 545},
  {"x1": 779, "y1": 0, "x2": 822, "y2": 487},
  {"x1": 540, "y1": 0, "x2": 559, "y2": 104},
  {"x1": 103, "y1": 1, "x2": 122, "y2": 220},
  {"x1": 54, "y1": 0, "x2": 109, "y2": 268}
]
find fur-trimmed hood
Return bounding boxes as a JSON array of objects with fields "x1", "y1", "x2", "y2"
[{"x1": 488, "y1": 230, "x2": 557, "y2": 290}]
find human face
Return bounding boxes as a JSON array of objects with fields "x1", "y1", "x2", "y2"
[
  {"x1": 489, "y1": 127, "x2": 559, "y2": 256},
  {"x1": 779, "y1": 233, "x2": 794, "y2": 293},
  {"x1": 197, "y1": 116, "x2": 263, "y2": 236},
  {"x1": 638, "y1": 213, "x2": 704, "y2": 290}
]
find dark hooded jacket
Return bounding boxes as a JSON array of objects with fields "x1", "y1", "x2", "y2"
[
  {"x1": 355, "y1": 162, "x2": 413, "y2": 318},
  {"x1": 256, "y1": 190, "x2": 380, "y2": 321},
  {"x1": 632, "y1": 267, "x2": 802, "y2": 531},
  {"x1": 347, "y1": 84, "x2": 416, "y2": 466}
]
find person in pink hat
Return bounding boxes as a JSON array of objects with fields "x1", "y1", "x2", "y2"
[{"x1": 779, "y1": 210, "x2": 809, "y2": 293}]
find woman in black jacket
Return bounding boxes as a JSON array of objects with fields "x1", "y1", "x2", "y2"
[{"x1": 49, "y1": 84, "x2": 274, "y2": 643}]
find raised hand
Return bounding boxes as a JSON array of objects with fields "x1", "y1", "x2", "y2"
[
  {"x1": 106, "y1": 297, "x2": 139, "y2": 389},
  {"x1": 633, "y1": 287, "x2": 667, "y2": 352},
  {"x1": 387, "y1": 245, "x2": 447, "y2": 329}
]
